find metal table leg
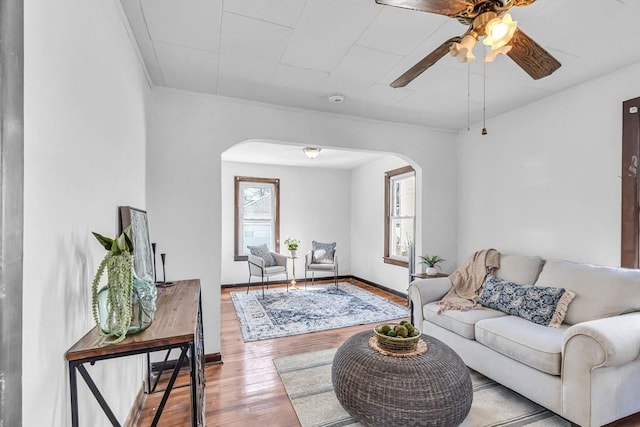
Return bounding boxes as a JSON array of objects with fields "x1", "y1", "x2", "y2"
[{"x1": 69, "y1": 362, "x2": 79, "y2": 427}]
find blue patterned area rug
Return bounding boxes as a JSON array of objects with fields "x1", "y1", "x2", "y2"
[{"x1": 230, "y1": 283, "x2": 409, "y2": 342}]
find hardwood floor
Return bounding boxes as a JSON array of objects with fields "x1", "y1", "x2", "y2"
[
  {"x1": 137, "y1": 279, "x2": 640, "y2": 427},
  {"x1": 137, "y1": 278, "x2": 406, "y2": 426}
]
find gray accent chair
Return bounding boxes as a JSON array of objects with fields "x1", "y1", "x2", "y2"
[
  {"x1": 304, "y1": 250, "x2": 338, "y2": 288},
  {"x1": 247, "y1": 252, "x2": 288, "y2": 298}
]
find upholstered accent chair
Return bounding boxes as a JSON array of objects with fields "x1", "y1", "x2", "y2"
[
  {"x1": 304, "y1": 241, "x2": 338, "y2": 288},
  {"x1": 247, "y1": 251, "x2": 288, "y2": 298}
]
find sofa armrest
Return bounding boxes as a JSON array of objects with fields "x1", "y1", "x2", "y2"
[
  {"x1": 561, "y1": 312, "x2": 640, "y2": 426},
  {"x1": 563, "y1": 312, "x2": 640, "y2": 369},
  {"x1": 408, "y1": 277, "x2": 452, "y2": 326}
]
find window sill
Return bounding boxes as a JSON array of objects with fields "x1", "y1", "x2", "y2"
[
  {"x1": 235, "y1": 255, "x2": 248, "y2": 262},
  {"x1": 383, "y1": 257, "x2": 408, "y2": 268}
]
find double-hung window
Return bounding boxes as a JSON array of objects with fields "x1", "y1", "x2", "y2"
[
  {"x1": 234, "y1": 176, "x2": 280, "y2": 261},
  {"x1": 384, "y1": 166, "x2": 415, "y2": 267}
]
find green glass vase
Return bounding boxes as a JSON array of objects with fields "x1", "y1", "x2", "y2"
[{"x1": 95, "y1": 270, "x2": 157, "y2": 337}]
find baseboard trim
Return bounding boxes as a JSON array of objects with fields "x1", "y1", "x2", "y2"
[
  {"x1": 221, "y1": 275, "x2": 351, "y2": 289},
  {"x1": 206, "y1": 353, "x2": 222, "y2": 364},
  {"x1": 124, "y1": 383, "x2": 146, "y2": 427},
  {"x1": 150, "y1": 352, "x2": 222, "y2": 373},
  {"x1": 221, "y1": 275, "x2": 408, "y2": 299},
  {"x1": 349, "y1": 275, "x2": 408, "y2": 299}
]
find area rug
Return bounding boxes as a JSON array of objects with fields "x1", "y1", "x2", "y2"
[
  {"x1": 230, "y1": 283, "x2": 409, "y2": 342},
  {"x1": 274, "y1": 348, "x2": 572, "y2": 427}
]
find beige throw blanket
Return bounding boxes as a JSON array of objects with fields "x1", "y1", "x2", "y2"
[{"x1": 437, "y1": 249, "x2": 500, "y2": 313}]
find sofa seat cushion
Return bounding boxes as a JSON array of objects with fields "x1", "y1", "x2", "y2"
[
  {"x1": 475, "y1": 316, "x2": 568, "y2": 375},
  {"x1": 423, "y1": 302, "x2": 507, "y2": 339}
]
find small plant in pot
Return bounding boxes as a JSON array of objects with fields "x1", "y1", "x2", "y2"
[
  {"x1": 91, "y1": 226, "x2": 157, "y2": 343},
  {"x1": 418, "y1": 254, "x2": 445, "y2": 276},
  {"x1": 284, "y1": 237, "x2": 300, "y2": 257}
]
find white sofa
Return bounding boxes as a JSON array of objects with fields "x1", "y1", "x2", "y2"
[{"x1": 408, "y1": 254, "x2": 640, "y2": 427}]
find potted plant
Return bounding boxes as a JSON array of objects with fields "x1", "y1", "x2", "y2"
[
  {"x1": 284, "y1": 237, "x2": 300, "y2": 257},
  {"x1": 91, "y1": 226, "x2": 157, "y2": 343},
  {"x1": 418, "y1": 254, "x2": 445, "y2": 276}
]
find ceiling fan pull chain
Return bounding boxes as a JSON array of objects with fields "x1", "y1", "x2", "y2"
[
  {"x1": 482, "y1": 45, "x2": 488, "y2": 136},
  {"x1": 467, "y1": 62, "x2": 471, "y2": 131}
]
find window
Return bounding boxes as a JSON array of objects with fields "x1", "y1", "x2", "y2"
[
  {"x1": 234, "y1": 176, "x2": 280, "y2": 261},
  {"x1": 384, "y1": 166, "x2": 415, "y2": 267}
]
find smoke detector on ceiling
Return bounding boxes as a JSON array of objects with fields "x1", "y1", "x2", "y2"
[{"x1": 328, "y1": 93, "x2": 345, "y2": 104}]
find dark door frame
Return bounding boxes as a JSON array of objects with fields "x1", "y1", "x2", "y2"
[{"x1": 621, "y1": 96, "x2": 640, "y2": 268}]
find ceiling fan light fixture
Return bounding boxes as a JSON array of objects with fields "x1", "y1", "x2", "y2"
[
  {"x1": 450, "y1": 32, "x2": 478, "y2": 63},
  {"x1": 303, "y1": 147, "x2": 321, "y2": 159},
  {"x1": 484, "y1": 45, "x2": 513, "y2": 63},
  {"x1": 483, "y1": 13, "x2": 517, "y2": 50}
]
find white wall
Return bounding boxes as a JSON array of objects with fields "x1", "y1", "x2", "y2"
[
  {"x1": 146, "y1": 88, "x2": 458, "y2": 354},
  {"x1": 457, "y1": 61, "x2": 640, "y2": 266},
  {"x1": 24, "y1": 1, "x2": 149, "y2": 425},
  {"x1": 221, "y1": 160, "x2": 351, "y2": 283}
]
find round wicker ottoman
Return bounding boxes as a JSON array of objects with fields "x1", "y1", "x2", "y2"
[{"x1": 331, "y1": 330, "x2": 472, "y2": 427}]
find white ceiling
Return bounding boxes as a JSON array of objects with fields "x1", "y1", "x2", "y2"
[{"x1": 120, "y1": 0, "x2": 640, "y2": 165}]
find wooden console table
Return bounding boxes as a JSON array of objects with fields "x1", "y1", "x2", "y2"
[{"x1": 66, "y1": 279, "x2": 205, "y2": 427}]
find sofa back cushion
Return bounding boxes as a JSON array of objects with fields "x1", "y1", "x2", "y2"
[
  {"x1": 495, "y1": 254, "x2": 544, "y2": 285},
  {"x1": 534, "y1": 259, "x2": 640, "y2": 325}
]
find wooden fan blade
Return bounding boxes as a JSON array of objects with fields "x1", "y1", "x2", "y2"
[
  {"x1": 511, "y1": 0, "x2": 538, "y2": 7},
  {"x1": 507, "y1": 29, "x2": 561, "y2": 80},
  {"x1": 390, "y1": 37, "x2": 460, "y2": 88},
  {"x1": 375, "y1": 0, "x2": 470, "y2": 17}
]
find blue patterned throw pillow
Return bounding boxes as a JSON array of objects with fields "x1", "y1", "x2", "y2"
[
  {"x1": 247, "y1": 244, "x2": 276, "y2": 267},
  {"x1": 312, "y1": 241, "x2": 336, "y2": 264},
  {"x1": 477, "y1": 276, "x2": 575, "y2": 327}
]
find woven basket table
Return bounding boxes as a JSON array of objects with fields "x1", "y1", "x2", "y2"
[{"x1": 331, "y1": 330, "x2": 472, "y2": 427}]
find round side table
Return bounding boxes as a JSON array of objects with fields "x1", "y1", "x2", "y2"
[
  {"x1": 288, "y1": 256, "x2": 299, "y2": 290},
  {"x1": 331, "y1": 330, "x2": 472, "y2": 427}
]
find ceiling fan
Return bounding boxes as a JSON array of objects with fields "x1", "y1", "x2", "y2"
[{"x1": 376, "y1": 0, "x2": 561, "y2": 88}]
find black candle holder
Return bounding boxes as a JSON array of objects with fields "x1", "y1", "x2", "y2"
[
  {"x1": 152, "y1": 242, "x2": 157, "y2": 282},
  {"x1": 157, "y1": 252, "x2": 174, "y2": 287}
]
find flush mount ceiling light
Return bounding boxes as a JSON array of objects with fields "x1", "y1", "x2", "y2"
[
  {"x1": 327, "y1": 93, "x2": 345, "y2": 103},
  {"x1": 303, "y1": 147, "x2": 322, "y2": 159}
]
